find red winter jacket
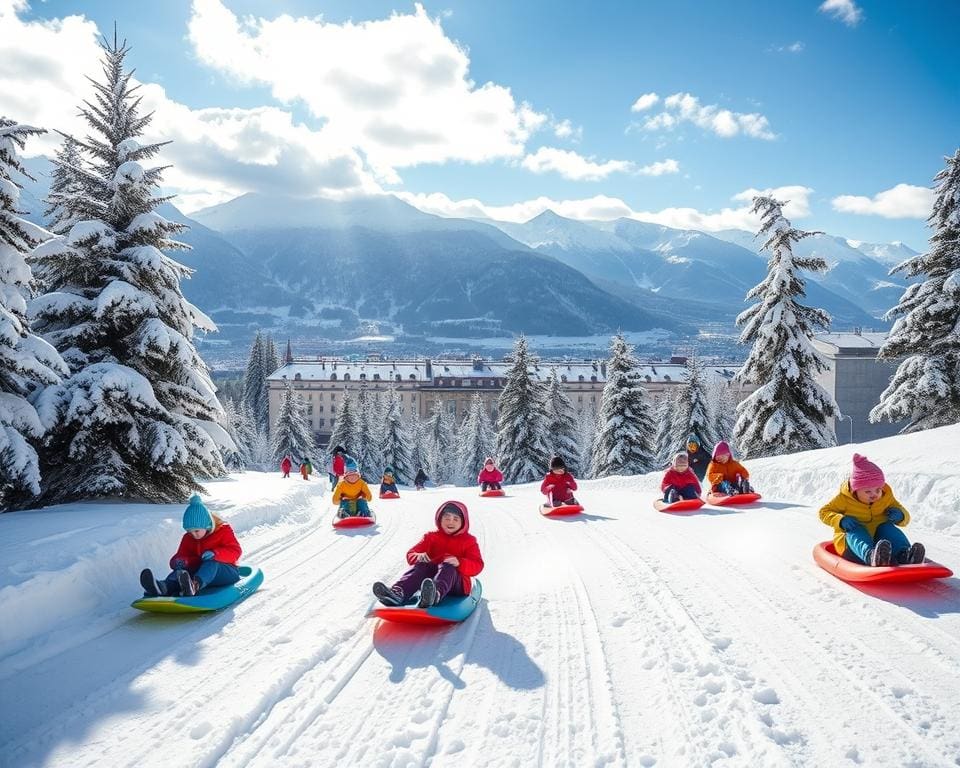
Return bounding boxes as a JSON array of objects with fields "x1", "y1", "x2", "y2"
[
  {"x1": 477, "y1": 467, "x2": 503, "y2": 484},
  {"x1": 405, "y1": 501, "x2": 484, "y2": 594},
  {"x1": 541, "y1": 470, "x2": 577, "y2": 500},
  {"x1": 280, "y1": 457, "x2": 292, "y2": 474},
  {"x1": 170, "y1": 517, "x2": 242, "y2": 571},
  {"x1": 332, "y1": 454, "x2": 345, "y2": 476},
  {"x1": 660, "y1": 468, "x2": 702, "y2": 494}
]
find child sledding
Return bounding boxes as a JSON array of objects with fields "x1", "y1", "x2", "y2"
[
  {"x1": 540, "y1": 456, "x2": 583, "y2": 516},
  {"x1": 371, "y1": 500, "x2": 484, "y2": 624},
  {"x1": 332, "y1": 458, "x2": 375, "y2": 527},
  {"x1": 478, "y1": 457, "x2": 505, "y2": 496},
  {"x1": 379, "y1": 466, "x2": 400, "y2": 499},
  {"x1": 814, "y1": 454, "x2": 951, "y2": 583},
  {"x1": 705, "y1": 441, "x2": 761, "y2": 505},
  {"x1": 654, "y1": 452, "x2": 705, "y2": 512}
]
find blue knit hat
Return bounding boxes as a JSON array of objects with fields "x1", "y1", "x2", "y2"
[
  {"x1": 182, "y1": 494, "x2": 213, "y2": 531},
  {"x1": 344, "y1": 457, "x2": 359, "y2": 473}
]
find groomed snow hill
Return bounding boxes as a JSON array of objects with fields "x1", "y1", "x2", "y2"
[{"x1": 2, "y1": 427, "x2": 959, "y2": 768}]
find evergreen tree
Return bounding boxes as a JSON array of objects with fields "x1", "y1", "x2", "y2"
[
  {"x1": 424, "y1": 399, "x2": 455, "y2": 483},
  {"x1": 29, "y1": 35, "x2": 228, "y2": 503},
  {"x1": 381, "y1": 387, "x2": 412, "y2": 483},
  {"x1": 0, "y1": 118, "x2": 68, "y2": 508},
  {"x1": 709, "y1": 380, "x2": 737, "y2": 449},
  {"x1": 263, "y1": 335, "x2": 279, "y2": 375},
  {"x1": 871, "y1": 149, "x2": 960, "y2": 432},
  {"x1": 591, "y1": 334, "x2": 655, "y2": 477},
  {"x1": 654, "y1": 390, "x2": 679, "y2": 468},
  {"x1": 577, "y1": 398, "x2": 599, "y2": 479},
  {"x1": 243, "y1": 332, "x2": 266, "y2": 431},
  {"x1": 544, "y1": 368, "x2": 580, "y2": 476},
  {"x1": 220, "y1": 398, "x2": 246, "y2": 471},
  {"x1": 43, "y1": 135, "x2": 88, "y2": 236},
  {"x1": 495, "y1": 335, "x2": 550, "y2": 483},
  {"x1": 457, "y1": 393, "x2": 496, "y2": 484},
  {"x1": 669, "y1": 355, "x2": 716, "y2": 451},
  {"x1": 326, "y1": 389, "x2": 361, "y2": 462},
  {"x1": 271, "y1": 383, "x2": 315, "y2": 464},
  {"x1": 733, "y1": 196, "x2": 838, "y2": 457},
  {"x1": 407, "y1": 408, "x2": 428, "y2": 479}
]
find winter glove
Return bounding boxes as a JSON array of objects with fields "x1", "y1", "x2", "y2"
[
  {"x1": 885, "y1": 508, "x2": 905, "y2": 524},
  {"x1": 171, "y1": 558, "x2": 187, "y2": 570},
  {"x1": 718, "y1": 481, "x2": 734, "y2": 495},
  {"x1": 201, "y1": 550, "x2": 215, "y2": 561},
  {"x1": 839, "y1": 515, "x2": 860, "y2": 532}
]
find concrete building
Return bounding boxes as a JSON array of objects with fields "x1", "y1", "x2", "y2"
[
  {"x1": 267, "y1": 353, "x2": 754, "y2": 448},
  {"x1": 811, "y1": 331, "x2": 906, "y2": 445}
]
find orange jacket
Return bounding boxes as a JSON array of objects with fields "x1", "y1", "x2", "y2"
[{"x1": 706, "y1": 458, "x2": 749, "y2": 487}]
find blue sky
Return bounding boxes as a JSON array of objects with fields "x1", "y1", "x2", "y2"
[{"x1": 5, "y1": 0, "x2": 958, "y2": 248}]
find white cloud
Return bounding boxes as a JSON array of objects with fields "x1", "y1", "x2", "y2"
[
  {"x1": 552, "y1": 118, "x2": 582, "y2": 142},
  {"x1": 631, "y1": 92, "x2": 660, "y2": 112},
  {"x1": 819, "y1": 0, "x2": 864, "y2": 26},
  {"x1": 831, "y1": 183, "x2": 934, "y2": 219},
  {"x1": 186, "y1": 0, "x2": 548, "y2": 177},
  {"x1": 638, "y1": 158, "x2": 680, "y2": 177},
  {"x1": 520, "y1": 148, "x2": 678, "y2": 181},
  {"x1": 769, "y1": 41, "x2": 805, "y2": 53},
  {"x1": 639, "y1": 92, "x2": 776, "y2": 140},
  {"x1": 398, "y1": 184, "x2": 812, "y2": 229}
]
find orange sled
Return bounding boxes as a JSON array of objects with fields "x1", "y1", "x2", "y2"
[
  {"x1": 379, "y1": 491, "x2": 400, "y2": 499},
  {"x1": 333, "y1": 514, "x2": 376, "y2": 529},
  {"x1": 480, "y1": 489, "x2": 505, "y2": 497},
  {"x1": 706, "y1": 492, "x2": 761, "y2": 506},
  {"x1": 812, "y1": 541, "x2": 953, "y2": 584},
  {"x1": 540, "y1": 503, "x2": 583, "y2": 517},
  {"x1": 653, "y1": 498, "x2": 705, "y2": 512}
]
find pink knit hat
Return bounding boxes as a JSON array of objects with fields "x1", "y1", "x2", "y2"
[
  {"x1": 712, "y1": 440, "x2": 731, "y2": 460},
  {"x1": 849, "y1": 453, "x2": 885, "y2": 491}
]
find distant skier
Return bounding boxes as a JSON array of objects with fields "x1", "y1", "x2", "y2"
[
  {"x1": 540, "y1": 455, "x2": 578, "y2": 507},
  {"x1": 333, "y1": 458, "x2": 373, "y2": 517},
  {"x1": 477, "y1": 457, "x2": 503, "y2": 491},
  {"x1": 280, "y1": 454, "x2": 292, "y2": 479},
  {"x1": 660, "y1": 451, "x2": 702, "y2": 503},
  {"x1": 139, "y1": 495, "x2": 242, "y2": 597},
  {"x1": 414, "y1": 468, "x2": 428, "y2": 490},
  {"x1": 686, "y1": 435, "x2": 711, "y2": 482},
  {"x1": 300, "y1": 458, "x2": 312, "y2": 480},
  {"x1": 819, "y1": 453, "x2": 924, "y2": 567},
  {"x1": 380, "y1": 466, "x2": 399, "y2": 495},
  {"x1": 372, "y1": 500, "x2": 484, "y2": 608},
  {"x1": 706, "y1": 441, "x2": 753, "y2": 496}
]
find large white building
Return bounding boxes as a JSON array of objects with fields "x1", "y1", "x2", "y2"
[{"x1": 266, "y1": 353, "x2": 754, "y2": 447}]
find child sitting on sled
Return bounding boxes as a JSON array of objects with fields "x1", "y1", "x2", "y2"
[
  {"x1": 477, "y1": 457, "x2": 503, "y2": 491},
  {"x1": 140, "y1": 495, "x2": 242, "y2": 597},
  {"x1": 706, "y1": 440, "x2": 753, "y2": 495},
  {"x1": 380, "y1": 466, "x2": 399, "y2": 495},
  {"x1": 541, "y1": 455, "x2": 578, "y2": 507},
  {"x1": 372, "y1": 500, "x2": 484, "y2": 608},
  {"x1": 818, "y1": 453, "x2": 924, "y2": 567},
  {"x1": 661, "y1": 451, "x2": 702, "y2": 503},
  {"x1": 333, "y1": 458, "x2": 373, "y2": 517},
  {"x1": 686, "y1": 434, "x2": 711, "y2": 482}
]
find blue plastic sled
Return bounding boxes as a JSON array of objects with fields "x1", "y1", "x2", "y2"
[
  {"x1": 371, "y1": 579, "x2": 483, "y2": 626},
  {"x1": 131, "y1": 565, "x2": 264, "y2": 614}
]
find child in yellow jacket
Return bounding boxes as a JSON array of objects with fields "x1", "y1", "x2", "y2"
[
  {"x1": 332, "y1": 457, "x2": 373, "y2": 517},
  {"x1": 706, "y1": 440, "x2": 753, "y2": 495},
  {"x1": 818, "y1": 453, "x2": 924, "y2": 567}
]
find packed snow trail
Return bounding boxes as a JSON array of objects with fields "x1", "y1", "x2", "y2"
[{"x1": 2, "y1": 426, "x2": 960, "y2": 767}]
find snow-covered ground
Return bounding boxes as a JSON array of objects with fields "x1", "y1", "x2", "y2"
[{"x1": 2, "y1": 427, "x2": 959, "y2": 768}]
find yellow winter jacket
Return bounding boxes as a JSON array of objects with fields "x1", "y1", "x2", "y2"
[
  {"x1": 333, "y1": 476, "x2": 372, "y2": 503},
  {"x1": 818, "y1": 481, "x2": 910, "y2": 554}
]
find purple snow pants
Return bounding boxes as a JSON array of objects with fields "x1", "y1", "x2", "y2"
[{"x1": 393, "y1": 562, "x2": 465, "y2": 602}]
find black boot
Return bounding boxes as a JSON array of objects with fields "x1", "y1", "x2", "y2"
[
  {"x1": 177, "y1": 569, "x2": 199, "y2": 596},
  {"x1": 140, "y1": 568, "x2": 164, "y2": 597},
  {"x1": 373, "y1": 581, "x2": 404, "y2": 606},
  {"x1": 907, "y1": 542, "x2": 925, "y2": 565},
  {"x1": 417, "y1": 578, "x2": 437, "y2": 608},
  {"x1": 868, "y1": 539, "x2": 892, "y2": 567}
]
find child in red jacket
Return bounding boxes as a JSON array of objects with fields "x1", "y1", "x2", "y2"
[
  {"x1": 661, "y1": 451, "x2": 702, "y2": 503},
  {"x1": 541, "y1": 455, "x2": 578, "y2": 507},
  {"x1": 477, "y1": 457, "x2": 503, "y2": 491},
  {"x1": 372, "y1": 500, "x2": 484, "y2": 609},
  {"x1": 139, "y1": 495, "x2": 242, "y2": 597}
]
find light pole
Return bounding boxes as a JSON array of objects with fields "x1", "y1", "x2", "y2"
[{"x1": 837, "y1": 414, "x2": 853, "y2": 445}]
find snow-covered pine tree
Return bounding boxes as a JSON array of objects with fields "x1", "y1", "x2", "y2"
[
  {"x1": 271, "y1": 383, "x2": 315, "y2": 464},
  {"x1": 424, "y1": 399, "x2": 455, "y2": 484},
  {"x1": 407, "y1": 408, "x2": 428, "y2": 480},
  {"x1": 235, "y1": 399, "x2": 261, "y2": 466},
  {"x1": 43, "y1": 135, "x2": 88, "y2": 236},
  {"x1": 457, "y1": 393, "x2": 496, "y2": 484},
  {"x1": 326, "y1": 389, "x2": 361, "y2": 462},
  {"x1": 591, "y1": 334, "x2": 655, "y2": 477},
  {"x1": 263, "y1": 335, "x2": 279, "y2": 375},
  {"x1": 243, "y1": 332, "x2": 266, "y2": 431},
  {"x1": 220, "y1": 398, "x2": 246, "y2": 471},
  {"x1": 544, "y1": 368, "x2": 580, "y2": 476},
  {"x1": 381, "y1": 387, "x2": 412, "y2": 484},
  {"x1": 495, "y1": 335, "x2": 550, "y2": 483},
  {"x1": 0, "y1": 118, "x2": 68, "y2": 509},
  {"x1": 733, "y1": 196, "x2": 839, "y2": 457},
  {"x1": 669, "y1": 355, "x2": 716, "y2": 452},
  {"x1": 363, "y1": 387, "x2": 387, "y2": 479},
  {"x1": 577, "y1": 398, "x2": 598, "y2": 479},
  {"x1": 871, "y1": 149, "x2": 960, "y2": 431},
  {"x1": 29, "y1": 35, "x2": 228, "y2": 503},
  {"x1": 708, "y1": 380, "x2": 737, "y2": 450},
  {"x1": 653, "y1": 390, "x2": 679, "y2": 468}
]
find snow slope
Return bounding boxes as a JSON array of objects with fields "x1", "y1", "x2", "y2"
[{"x1": 2, "y1": 426, "x2": 959, "y2": 767}]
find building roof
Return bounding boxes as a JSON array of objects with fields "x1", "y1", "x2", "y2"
[{"x1": 812, "y1": 332, "x2": 889, "y2": 354}]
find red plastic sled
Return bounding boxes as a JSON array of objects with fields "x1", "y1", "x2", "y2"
[
  {"x1": 480, "y1": 489, "x2": 505, "y2": 498},
  {"x1": 372, "y1": 581, "x2": 483, "y2": 626},
  {"x1": 706, "y1": 492, "x2": 762, "y2": 506},
  {"x1": 813, "y1": 541, "x2": 953, "y2": 584},
  {"x1": 653, "y1": 498, "x2": 705, "y2": 512},
  {"x1": 333, "y1": 514, "x2": 376, "y2": 529},
  {"x1": 379, "y1": 491, "x2": 400, "y2": 499},
  {"x1": 540, "y1": 504, "x2": 584, "y2": 517}
]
